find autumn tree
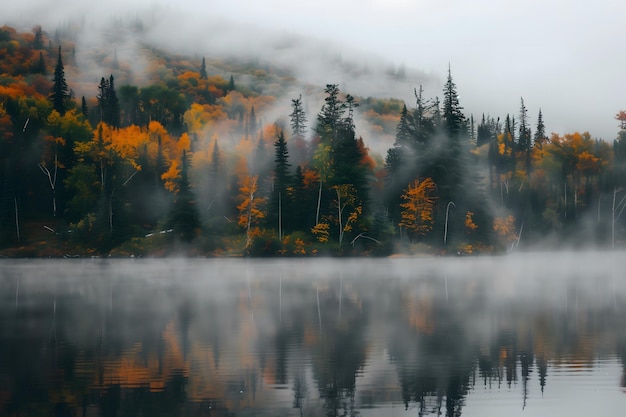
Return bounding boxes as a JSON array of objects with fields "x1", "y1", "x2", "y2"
[
  {"x1": 398, "y1": 177, "x2": 437, "y2": 242},
  {"x1": 50, "y1": 46, "x2": 70, "y2": 115},
  {"x1": 331, "y1": 184, "x2": 363, "y2": 248},
  {"x1": 237, "y1": 174, "x2": 266, "y2": 248}
]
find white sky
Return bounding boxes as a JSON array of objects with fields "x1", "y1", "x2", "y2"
[{"x1": 6, "y1": 0, "x2": 626, "y2": 140}]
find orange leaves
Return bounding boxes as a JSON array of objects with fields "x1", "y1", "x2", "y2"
[
  {"x1": 237, "y1": 174, "x2": 266, "y2": 247},
  {"x1": 493, "y1": 215, "x2": 518, "y2": 245},
  {"x1": 399, "y1": 177, "x2": 437, "y2": 238},
  {"x1": 465, "y1": 211, "x2": 478, "y2": 233},
  {"x1": 302, "y1": 168, "x2": 320, "y2": 190},
  {"x1": 575, "y1": 150, "x2": 603, "y2": 175},
  {"x1": 616, "y1": 110, "x2": 626, "y2": 130},
  {"x1": 311, "y1": 222, "x2": 330, "y2": 243}
]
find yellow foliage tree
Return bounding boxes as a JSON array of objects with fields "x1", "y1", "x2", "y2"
[
  {"x1": 398, "y1": 177, "x2": 437, "y2": 240},
  {"x1": 493, "y1": 215, "x2": 518, "y2": 249},
  {"x1": 237, "y1": 174, "x2": 266, "y2": 248}
]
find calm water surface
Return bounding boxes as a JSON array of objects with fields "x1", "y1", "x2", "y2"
[{"x1": 1, "y1": 252, "x2": 626, "y2": 416}]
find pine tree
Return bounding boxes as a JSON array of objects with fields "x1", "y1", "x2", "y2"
[
  {"x1": 33, "y1": 26, "x2": 44, "y2": 49},
  {"x1": 272, "y1": 129, "x2": 292, "y2": 237},
  {"x1": 32, "y1": 51, "x2": 46, "y2": 74},
  {"x1": 50, "y1": 46, "x2": 70, "y2": 115},
  {"x1": 317, "y1": 84, "x2": 345, "y2": 144},
  {"x1": 97, "y1": 75, "x2": 120, "y2": 127},
  {"x1": 199, "y1": 57, "x2": 208, "y2": 80},
  {"x1": 413, "y1": 85, "x2": 435, "y2": 144},
  {"x1": 518, "y1": 97, "x2": 532, "y2": 173},
  {"x1": 81, "y1": 96, "x2": 88, "y2": 117},
  {"x1": 442, "y1": 66, "x2": 466, "y2": 139},
  {"x1": 395, "y1": 104, "x2": 414, "y2": 147},
  {"x1": 228, "y1": 74, "x2": 235, "y2": 91},
  {"x1": 534, "y1": 109, "x2": 547, "y2": 148},
  {"x1": 289, "y1": 94, "x2": 307, "y2": 138},
  {"x1": 168, "y1": 150, "x2": 201, "y2": 242},
  {"x1": 107, "y1": 75, "x2": 120, "y2": 127}
]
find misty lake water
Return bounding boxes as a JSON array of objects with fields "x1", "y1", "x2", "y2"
[{"x1": 1, "y1": 253, "x2": 626, "y2": 416}]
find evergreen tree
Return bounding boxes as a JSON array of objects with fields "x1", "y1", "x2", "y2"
[
  {"x1": 107, "y1": 75, "x2": 120, "y2": 127},
  {"x1": 50, "y1": 46, "x2": 70, "y2": 115},
  {"x1": 518, "y1": 97, "x2": 532, "y2": 173},
  {"x1": 317, "y1": 84, "x2": 345, "y2": 144},
  {"x1": 413, "y1": 85, "x2": 435, "y2": 144},
  {"x1": 534, "y1": 109, "x2": 547, "y2": 148},
  {"x1": 81, "y1": 96, "x2": 88, "y2": 117},
  {"x1": 97, "y1": 75, "x2": 120, "y2": 127},
  {"x1": 199, "y1": 57, "x2": 208, "y2": 80},
  {"x1": 290, "y1": 94, "x2": 307, "y2": 138},
  {"x1": 442, "y1": 66, "x2": 466, "y2": 139},
  {"x1": 33, "y1": 51, "x2": 46, "y2": 74},
  {"x1": 33, "y1": 26, "x2": 44, "y2": 49},
  {"x1": 272, "y1": 129, "x2": 292, "y2": 237},
  {"x1": 395, "y1": 104, "x2": 414, "y2": 147},
  {"x1": 168, "y1": 150, "x2": 201, "y2": 242},
  {"x1": 228, "y1": 74, "x2": 235, "y2": 91}
]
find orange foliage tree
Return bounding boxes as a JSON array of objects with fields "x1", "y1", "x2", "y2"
[{"x1": 398, "y1": 177, "x2": 437, "y2": 241}]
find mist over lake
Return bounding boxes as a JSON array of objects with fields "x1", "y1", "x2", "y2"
[{"x1": 2, "y1": 252, "x2": 626, "y2": 416}]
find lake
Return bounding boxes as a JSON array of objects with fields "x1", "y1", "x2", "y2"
[{"x1": 1, "y1": 252, "x2": 626, "y2": 416}]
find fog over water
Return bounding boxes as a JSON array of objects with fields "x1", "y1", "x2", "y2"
[{"x1": 1, "y1": 253, "x2": 626, "y2": 416}]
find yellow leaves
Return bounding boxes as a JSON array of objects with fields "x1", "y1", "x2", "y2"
[
  {"x1": 161, "y1": 160, "x2": 180, "y2": 193},
  {"x1": 576, "y1": 150, "x2": 602, "y2": 174},
  {"x1": 237, "y1": 175, "x2": 266, "y2": 229},
  {"x1": 399, "y1": 177, "x2": 437, "y2": 237},
  {"x1": 493, "y1": 215, "x2": 518, "y2": 245},
  {"x1": 311, "y1": 222, "x2": 330, "y2": 243}
]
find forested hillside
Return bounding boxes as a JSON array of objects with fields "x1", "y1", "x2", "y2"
[{"x1": 1, "y1": 24, "x2": 625, "y2": 256}]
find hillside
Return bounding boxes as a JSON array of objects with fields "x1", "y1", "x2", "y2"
[{"x1": 1, "y1": 23, "x2": 625, "y2": 257}]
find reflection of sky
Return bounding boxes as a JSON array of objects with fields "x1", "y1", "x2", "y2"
[
  {"x1": 464, "y1": 359, "x2": 626, "y2": 417},
  {"x1": 2, "y1": 253, "x2": 626, "y2": 416}
]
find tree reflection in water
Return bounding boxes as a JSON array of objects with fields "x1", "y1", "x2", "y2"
[{"x1": 1, "y1": 256, "x2": 626, "y2": 416}]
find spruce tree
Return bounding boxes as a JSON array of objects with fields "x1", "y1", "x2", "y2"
[
  {"x1": 289, "y1": 94, "x2": 307, "y2": 138},
  {"x1": 107, "y1": 75, "x2": 120, "y2": 127},
  {"x1": 317, "y1": 84, "x2": 345, "y2": 144},
  {"x1": 518, "y1": 97, "x2": 532, "y2": 173},
  {"x1": 534, "y1": 109, "x2": 547, "y2": 148},
  {"x1": 168, "y1": 150, "x2": 201, "y2": 242},
  {"x1": 272, "y1": 129, "x2": 292, "y2": 237},
  {"x1": 200, "y1": 57, "x2": 208, "y2": 80},
  {"x1": 33, "y1": 51, "x2": 46, "y2": 74},
  {"x1": 395, "y1": 104, "x2": 414, "y2": 147},
  {"x1": 50, "y1": 46, "x2": 70, "y2": 115},
  {"x1": 442, "y1": 66, "x2": 466, "y2": 139},
  {"x1": 81, "y1": 96, "x2": 88, "y2": 117},
  {"x1": 33, "y1": 26, "x2": 44, "y2": 49}
]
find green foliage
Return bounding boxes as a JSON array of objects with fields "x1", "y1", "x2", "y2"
[{"x1": 1, "y1": 24, "x2": 626, "y2": 256}]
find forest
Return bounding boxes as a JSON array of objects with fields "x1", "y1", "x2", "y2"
[{"x1": 1, "y1": 23, "x2": 626, "y2": 257}]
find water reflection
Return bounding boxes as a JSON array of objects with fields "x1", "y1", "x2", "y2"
[{"x1": 1, "y1": 253, "x2": 626, "y2": 416}]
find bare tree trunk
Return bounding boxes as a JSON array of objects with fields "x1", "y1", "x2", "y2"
[
  {"x1": 14, "y1": 197, "x2": 20, "y2": 244},
  {"x1": 38, "y1": 152, "x2": 58, "y2": 217},
  {"x1": 336, "y1": 188, "x2": 343, "y2": 247},
  {"x1": 316, "y1": 180, "x2": 322, "y2": 225}
]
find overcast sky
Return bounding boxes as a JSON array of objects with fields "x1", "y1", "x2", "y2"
[{"x1": 6, "y1": 0, "x2": 626, "y2": 140}]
